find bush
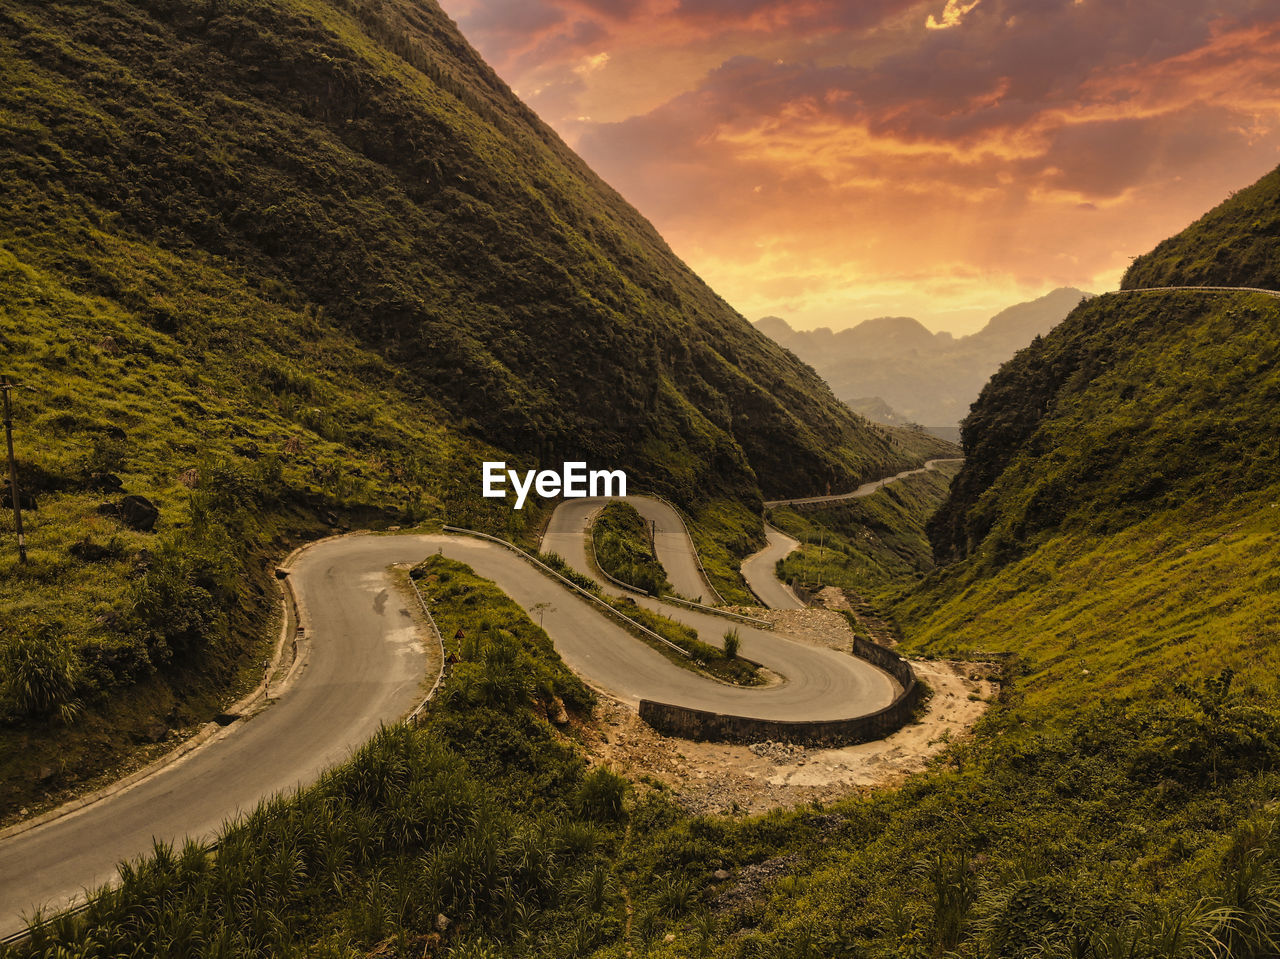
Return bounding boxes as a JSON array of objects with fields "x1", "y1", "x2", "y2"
[
  {"x1": 130, "y1": 532, "x2": 236, "y2": 664},
  {"x1": 723, "y1": 628, "x2": 741, "y2": 659},
  {"x1": 576, "y1": 766, "x2": 627, "y2": 822},
  {"x1": 2, "y1": 624, "x2": 82, "y2": 724}
]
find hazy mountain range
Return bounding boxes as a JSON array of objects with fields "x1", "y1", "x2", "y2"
[{"x1": 756, "y1": 286, "x2": 1092, "y2": 428}]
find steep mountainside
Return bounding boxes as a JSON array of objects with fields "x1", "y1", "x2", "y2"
[
  {"x1": 1124, "y1": 163, "x2": 1280, "y2": 291},
  {"x1": 0, "y1": 0, "x2": 909, "y2": 505},
  {"x1": 931, "y1": 166, "x2": 1280, "y2": 565},
  {"x1": 756, "y1": 287, "x2": 1088, "y2": 426},
  {"x1": 0, "y1": 0, "x2": 947, "y2": 809},
  {"x1": 24, "y1": 162, "x2": 1280, "y2": 953}
]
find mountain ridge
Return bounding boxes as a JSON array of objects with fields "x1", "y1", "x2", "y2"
[{"x1": 755, "y1": 286, "x2": 1090, "y2": 426}]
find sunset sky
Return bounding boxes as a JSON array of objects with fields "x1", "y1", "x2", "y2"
[{"x1": 437, "y1": 0, "x2": 1280, "y2": 334}]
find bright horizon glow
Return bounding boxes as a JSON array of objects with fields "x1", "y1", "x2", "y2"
[{"x1": 437, "y1": 0, "x2": 1280, "y2": 335}]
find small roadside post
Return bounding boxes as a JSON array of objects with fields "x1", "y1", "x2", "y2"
[{"x1": 2, "y1": 376, "x2": 27, "y2": 564}]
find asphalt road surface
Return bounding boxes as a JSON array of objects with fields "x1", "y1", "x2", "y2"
[
  {"x1": 2, "y1": 527, "x2": 895, "y2": 935},
  {"x1": 541, "y1": 496, "x2": 893, "y2": 712},
  {"x1": 0, "y1": 534, "x2": 431, "y2": 937},
  {"x1": 740, "y1": 525, "x2": 804, "y2": 609},
  {"x1": 763, "y1": 458, "x2": 963, "y2": 508}
]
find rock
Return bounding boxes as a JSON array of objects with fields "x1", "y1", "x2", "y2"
[
  {"x1": 70, "y1": 537, "x2": 115, "y2": 562},
  {"x1": 713, "y1": 869, "x2": 730, "y2": 880},
  {"x1": 120, "y1": 494, "x2": 159, "y2": 532},
  {"x1": 435, "y1": 914, "x2": 450, "y2": 933},
  {"x1": 2, "y1": 487, "x2": 37, "y2": 511},
  {"x1": 133, "y1": 722, "x2": 169, "y2": 744},
  {"x1": 663, "y1": 933, "x2": 676, "y2": 944},
  {"x1": 36, "y1": 766, "x2": 56, "y2": 784},
  {"x1": 550, "y1": 696, "x2": 569, "y2": 725},
  {"x1": 87, "y1": 472, "x2": 123, "y2": 492}
]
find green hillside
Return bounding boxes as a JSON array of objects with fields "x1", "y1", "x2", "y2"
[
  {"x1": 12, "y1": 161, "x2": 1280, "y2": 959},
  {"x1": 929, "y1": 290, "x2": 1280, "y2": 565},
  {"x1": 1124, "y1": 164, "x2": 1280, "y2": 291},
  {"x1": 0, "y1": 0, "x2": 932, "y2": 811},
  {"x1": 0, "y1": 0, "x2": 907, "y2": 504}
]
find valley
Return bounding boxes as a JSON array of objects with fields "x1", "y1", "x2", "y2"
[
  {"x1": 1, "y1": 473, "x2": 956, "y2": 940},
  {"x1": 3, "y1": 0, "x2": 1280, "y2": 956}
]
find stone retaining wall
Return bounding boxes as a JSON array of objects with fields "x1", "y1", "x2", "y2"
[{"x1": 639, "y1": 638, "x2": 922, "y2": 747}]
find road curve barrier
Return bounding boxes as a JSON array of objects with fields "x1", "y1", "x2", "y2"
[
  {"x1": 440, "y1": 525, "x2": 692, "y2": 658},
  {"x1": 638, "y1": 636, "x2": 923, "y2": 748},
  {"x1": 406, "y1": 574, "x2": 448, "y2": 725},
  {"x1": 586, "y1": 503, "x2": 771, "y2": 628}
]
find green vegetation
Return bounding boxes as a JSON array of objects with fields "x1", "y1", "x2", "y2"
[
  {"x1": 16, "y1": 6, "x2": 1280, "y2": 958},
  {"x1": 8, "y1": 556, "x2": 621, "y2": 957},
  {"x1": 0, "y1": 0, "x2": 913, "y2": 507},
  {"x1": 21, "y1": 549, "x2": 1280, "y2": 958},
  {"x1": 0, "y1": 0, "x2": 943, "y2": 809},
  {"x1": 1125, "y1": 164, "x2": 1280, "y2": 291},
  {"x1": 929, "y1": 291, "x2": 1280, "y2": 566},
  {"x1": 722, "y1": 628, "x2": 741, "y2": 660},
  {"x1": 688, "y1": 498, "x2": 764, "y2": 606},
  {"x1": 591, "y1": 502, "x2": 670, "y2": 596},
  {"x1": 536, "y1": 550, "x2": 762, "y2": 686},
  {"x1": 770, "y1": 462, "x2": 961, "y2": 601}
]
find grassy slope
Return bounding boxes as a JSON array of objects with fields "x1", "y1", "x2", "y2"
[
  {"x1": 591, "y1": 502, "x2": 670, "y2": 596},
  {"x1": 0, "y1": 0, "x2": 939, "y2": 807},
  {"x1": 0, "y1": 0, "x2": 912, "y2": 504},
  {"x1": 20, "y1": 270, "x2": 1280, "y2": 959},
  {"x1": 1124, "y1": 164, "x2": 1280, "y2": 291},
  {"x1": 929, "y1": 292, "x2": 1280, "y2": 566},
  {"x1": 769, "y1": 461, "x2": 961, "y2": 602}
]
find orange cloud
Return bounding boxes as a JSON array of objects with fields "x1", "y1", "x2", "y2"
[
  {"x1": 926, "y1": 0, "x2": 982, "y2": 31},
  {"x1": 439, "y1": 0, "x2": 1280, "y2": 332}
]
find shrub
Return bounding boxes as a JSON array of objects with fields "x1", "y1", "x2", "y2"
[
  {"x1": 2, "y1": 624, "x2": 82, "y2": 724},
  {"x1": 576, "y1": 766, "x2": 627, "y2": 823},
  {"x1": 723, "y1": 628, "x2": 741, "y2": 660}
]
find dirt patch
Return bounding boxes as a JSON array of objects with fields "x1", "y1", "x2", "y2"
[{"x1": 578, "y1": 607, "x2": 997, "y2": 815}]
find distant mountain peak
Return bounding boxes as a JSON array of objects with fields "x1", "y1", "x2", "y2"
[{"x1": 755, "y1": 289, "x2": 1086, "y2": 426}]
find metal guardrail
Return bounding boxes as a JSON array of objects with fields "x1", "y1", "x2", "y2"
[
  {"x1": 586, "y1": 510, "x2": 770, "y2": 628},
  {"x1": 653, "y1": 592, "x2": 772, "y2": 627},
  {"x1": 1113, "y1": 285, "x2": 1280, "y2": 299},
  {"x1": 440, "y1": 525, "x2": 691, "y2": 659},
  {"x1": 641, "y1": 492, "x2": 727, "y2": 606},
  {"x1": 406, "y1": 574, "x2": 448, "y2": 725}
]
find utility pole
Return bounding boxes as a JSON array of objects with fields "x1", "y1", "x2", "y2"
[{"x1": 2, "y1": 377, "x2": 27, "y2": 564}]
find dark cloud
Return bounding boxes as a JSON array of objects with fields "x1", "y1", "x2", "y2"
[{"x1": 438, "y1": 0, "x2": 1280, "y2": 327}]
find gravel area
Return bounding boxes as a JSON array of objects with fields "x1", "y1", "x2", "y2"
[{"x1": 577, "y1": 602, "x2": 997, "y2": 815}]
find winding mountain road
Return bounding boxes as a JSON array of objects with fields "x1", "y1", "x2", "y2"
[
  {"x1": 763, "y1": 457, "x2": 963, "y2": 509},
  {"x1": 1, "y1": 513, "x2": 895, "y2": 936},
  {"x1": 542, "y1": 496, "x2": 893, "y2": 716},
  {"x1": 741, "y1": 457, "x2": 965, "y2": 609},
  {"x1": 741, "y1": 526, "x2": 804, "y2": 610},
  {"x1": 1113, "y1": 285, "x2": 1280, "y2": 299}
]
